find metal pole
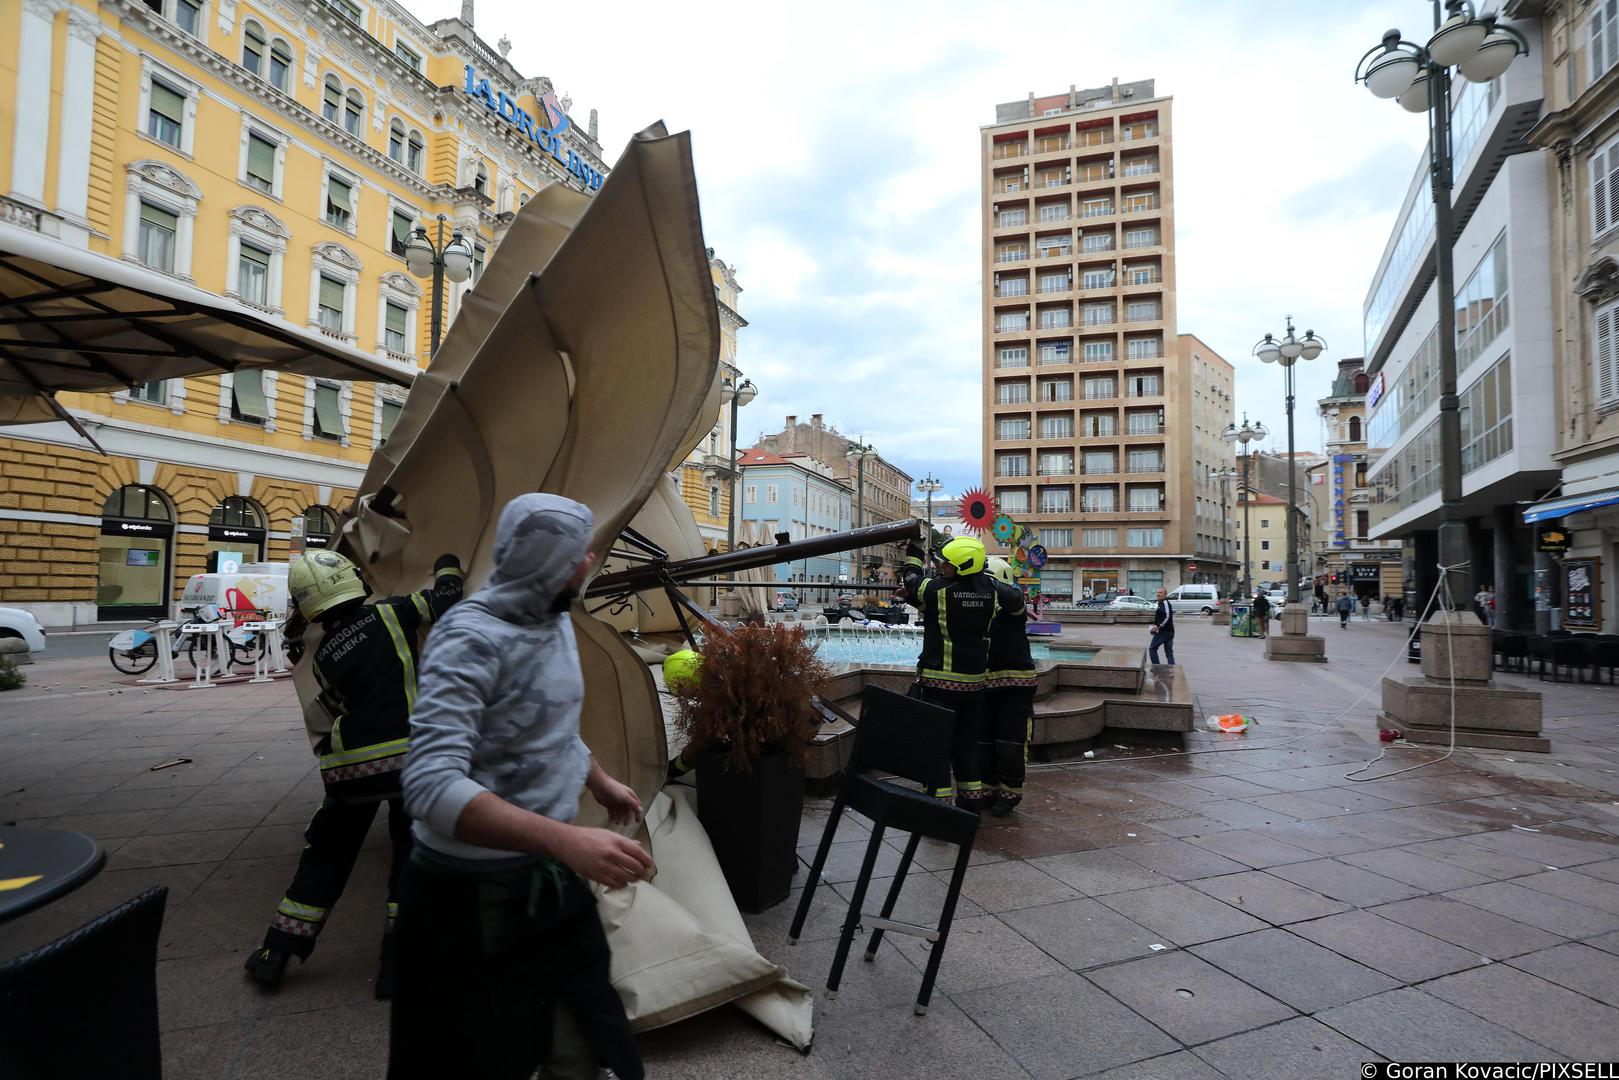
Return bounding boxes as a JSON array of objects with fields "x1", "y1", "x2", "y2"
[
  {"x1": 1220, "y1": 473, "x2": 1230, "y2": 595},
  {"x1": 726, "y1": 392, "x2": 739, "y2": 553},
  {"x1": 1284, "y1": 359, "x2": 1300, "y2": 606},
  {"x1": 429, "y1": 215, "x2": 445, "y2": 356},
  {"x1": 856, "y1": 456, "x2": 866, "y2": 586},
  {"x1": 925, "y1": 489, "x2": 933, "y2": 549},
  {"x1": 1241, "y1": 447, "x2": 1253, "y2": 598},
  {"x1": 1428, "y1": 59, "x2": 1473, "y2": 612}
]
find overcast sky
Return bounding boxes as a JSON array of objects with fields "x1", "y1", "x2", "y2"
[{"x1": 454, "y1": 0, "x2": 1437, "y2": 498}]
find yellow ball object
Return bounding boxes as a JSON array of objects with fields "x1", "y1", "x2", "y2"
[{"x1": 663, "y1": 649, "x2": 702, "y2": 693}]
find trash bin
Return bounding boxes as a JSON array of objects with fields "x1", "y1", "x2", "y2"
[{"x1": 1229, "y1": 603, "x2": 1253, "y2": 638}]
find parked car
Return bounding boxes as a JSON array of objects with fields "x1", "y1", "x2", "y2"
[
  {"x1": 1165, "y1": 583, "x2": 1220, "y2": 614},
  {"x1": 0, "y1": 606, "x2": 47, "y2": 655},
  {"x1": 774, "y1": 591, "x2": 800, "y2": 612},
  {"x1": 1107, "y1": 595, "x2": 1155, "y2": 612}
]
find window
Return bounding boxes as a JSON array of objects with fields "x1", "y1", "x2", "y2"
[
  {"x1": 1083, "y1": 376, "x2": 1116, "y2": 400},
  {"x1": 1038, "y1": 308, "x2": 1072, "y2": 329},
  {"x1": 1083, "y1": 450, "x2": 1117, "y2": 474},
  {"x1": 245, "y1": 133, "x2": 276, "y2": 193},
  {"x1": 390, "y1": 210, "x2": 412, "y2": 257},
  {"x1": 1454, "y1": 232, "x2": 1509, "y2": 371},
  {"x1": 1081, "y1": 269, "x2": 1115, "y2": 290},
  {"x1": 1082, "y1": 231, "x2": 1114, "y2": 252},
  {"x1": 1083, "y1": 412, "x2": 1116, "y2": 436},
  {"x1": 269, "y1": 41, "x2": 292, "y2": 93},
  {"x1": 999, "y1": 346, "x2": 1029, "y2": 368},
  {"x1": 1127, "y1": 528, "x2": 1164, "y2": 548},
  {"x1": 1083, "y1": 302, "x2": 1114, "y2": 325},
  {"x1": 1259, "y1": 518, "x2": 1271, "y2": 528},
  {"x1": 237, "y1": 243, "x2": 270, "y2": 306},
  {"x1": 389, "y1": 121, "x2": 406, "y2": 163},
  {"x1": 1129, "y1": 374, "x2": 1161, "y2": 397},
  {"x1": 1038, "y1": 271, "x2": 1071, "y2": 294},
  {"x1": 1595, "y1": 298, "x2": 1619, "y2": 409},
  {"x1": 1356, "y1": 509, "x2": 1370, "y2": 539},
  {"x1": 328, "y1": 0, "x2": 363, "y2": 25},
  {"x1": 1082, "y1": 198, "x2": 1112, "y2": 218},
  {"x1": 1128, "y1": 487, "x2": 1162, "y2": 512},
  {"x1": 1459, "y1": 354, "x2": 1514, "y2": 472},
  {"x1": 1081, "y1": 527, "x2": 1115, "y2": 547},
  {"x1": 1126, "y1": 300, "x2": 1161, "y2": 321},
  {"x1": 148, "y1": 81, "x2": 184, "y2": 147},
  {"x1": 1083, "y1": 341, "x2": 1114, "y2": 362},
  {"x1": 765, "y1": 484, "x2": 778, "y2": 504},
  {"x1": 1042, "y1": 528, "x2": 1073, "y2": 547},
  {"x1": 406, "y1": 131, "x2": 424, "y2": 174},
  {"x1": 1039, "y1": 342, "x2": 1071, "y2": 365},
  {"x1": 384, "y1": 301, "x2": 408, "y2": 353},
  {"x1": 471, "y1": 243, "x2": 486, "y2": 282},
  {"x1": 744, "y1": 485, "x2": 756, "y2": 504},
  {"x1": 997, "y1": 381, "x2": 1030, "y2": 404},
  {"x1": 344, "y1": 91, "x2": 364, "y2": 136},
  {"x1": 379, "y1": 398, "x2": 402, "y2": 443},
  {"x1": 1039, "y1": 415, "x2": 1073, "y2": 439},
  {"x1": 1039, "y1": 487, "x2": 1074, "y2": 513},
  {"x1": 474, "y1": 165, "x2": 489, "y2": 198},
  {"x1": 1126, "y1": 409, "x2": 1163, "y2": 435},
  {"x1": 323, "y1": 78, "x2": 343, "y2": 124},
  {"x1": 997, "y1": 453, "x2": 1030, "y2": 477},
  {"x1": 1594, "y1": 0, "x2": 1618, "y2": 85},
  {"x1": 1124, "y1": 193, "x2": 1157, "y2": 214},
  {"x1": 997, "y1": 417, "x2": 1031, "y2": 440},
  {"x1": 312, "y1": 382, "x2": 345, "y2": 439},
  {"x1": 1037, "y1": 235, "x2": 1071, "y2": 257},
  {"x1": 242, "y1": 21, "x2": 265, "y2": 75},
  {"x1": 1127, "y1": 265, "x2": 1157, "y2": 286},
  {"x1": 175, "y1": 0, "x2": 201, "y2": 34},
  {"x1": 137, "y1": 202, "x2": 177, "y2": 272},
  {"x1": 317, "y1": 275, "x2": 345, "y2": 332},
  {"x1": 998, "y1": 490, "x2": 1030, "y2": 514},
  {"x1": 1124, "y1": 226, "x2": 1159, "y2": 249},
  {"x1": 1038, "y1": 203, "x2": 1070, "y2": 223},
  {"x1": 395, "y1": 40, "x2": 422, "y2": 72},
  {"x1": 1126, "y1": 336, "x2": 1161, "y2": 359},
  {"x1": 995, "y1": 243, "x2": 1028, "y2": 263},
  {"x1": 997, "y1": 208, "x2": 1028, "y2": 227},
  {"x1": 230, "y1": 369, "x2": 270, "y2": 424},
  {"x1": 326, "y1": 175, "x2": 355, "y2": 230},
  {"x1": 1038, "y1": 378, "x2": 1072, "y2": 402},
  {"x1": 998, "y1": 311, "x2": 1030, "y2": 333},
  {"x1": 1260, "y1": 540, "x2": 1271, "y2": 551},
  {"x1": 131, "y1": 381, "x2": 167, "y2": 405},
  {"x1": 1128, "y1": 449, "x2": 1163, "y2": 473},
  {"x1": 1082, "y1": 486, "x2": 1117, "y2": 512},
  {"x1": 1039, "y1": 452, "x2": 1074, "y2": 475},
  {"x1": 998, "y1": 276, "x2": 1029, "y2": 298},
  {"x1": 709, "y1": 487, "x2": 721, "y2": 517}
]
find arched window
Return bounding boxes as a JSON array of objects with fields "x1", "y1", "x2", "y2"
[
  {"x1": 1349, "y1": 415, "x2": 1362, "y2": 442},
  {"x1": 1353, "y1": 371, "x2": 1370, "y2": 394},
  {"x1": 241, "y1": 21, "x2": 265, "y2": 76},
  {"x1": 406, "y1": 130, "x2": 424, "y2": 173},
  {"x1": 207, "y1": 496, "x2": 267, "y2": 568},
  {"x1": 322, "y1": 76, "x2": 342, "y2": 123},
  {"x1": 473, "y1": 164, "x2": 488, "y2": 197},
  {"x1": 303, "y1": 505, "x2": 339, "y2": 548},
  {"x1": 103, "y1": 485, "x2": 173, "y2": 521},
  {"x1": 99, "y1": 485, "x2": 175, "y2": 619},
  {"x1": 269, "y1": 40, "x2": 292, "y2": 93},
  {"x1": 210, "y1": 496, "x2": 264, "y2": 529},
  {"x1": 518, "y1": 193, "x2": 528, "y2": 207},
  {"x1": 389, "y1": 119, "x2": 406, "y2": 163},
  {"x1": 344, "y1": 90, "x2": 364, "y2": 136}
]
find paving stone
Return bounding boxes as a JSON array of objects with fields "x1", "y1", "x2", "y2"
[
  {"x1": 1116, "y1": 839, "x2": 1250, "y2": 881},
  {"x1": 148, "y1": 800, "x2": 273, "y2": 835},
  {"x1": 1193, "y1": 1017, "x2": 1382, "y2": 1079},
  {"x1": 1573, "y1": 857, "x2": 1619, "y2": 884},
  {"x1": 954, "y1": 970, "x2": 1179, "y2": 1079},
  {"x1": 975, "y1": 820, "x2": 1096, "y2": 859},
  {"x1": 1590, "y1": 930, "x2": 1619, "y2": 956},
  {"x1": 1190, "y1": 928, "x2": 1399, "y2": 1012},
  {"x1": 1369, "y1": 896, "x2": 1564, "y2": 959},
  {"x1": 1287, "y1": 909, "x2": 1490, "y2": 983},
  {"x1": 1187, "y1": 870, "x2": 1350, "y2": 925},
  {"x1": 1001, "y1": 897, "x2": 1166, "y2": 970},
  {"x1": 1458, "y1": 826, "x2": 1619, "y2": 867},
  {"x1": 1087, "y1": 1052, "x2": 1227, "y2": 1080},
  {"x1": 110, "y1": 828, "x2": 248, "y2": 869},
  {"x1": 887, "y1": 914, "x2": 1063, "y2": 994},
  {"x1": 1423, "y1": 963, "x2": 1619, "y2": 1058},
  {"x1": 161, "y1": 1021, "x2": 249, "y2": 1080},
  {"x1": 1084, "y1": 951, "x2": 1296, "y2": 1046},
  {"x1": 810, "y1": 996, "x2": 1030, "y2": 1078},
  {"x1": 1249, "y1": 819, "x2": 1387, "y2": 857},
  {"x1": 1337, "y1": 846, "x2": 1493, "y2": 891},
  {"x1": 230, "y1": 1000, "x2": 390, "y2": 1080},
  {"x1": 826, "y1": 868, "x2": 988, "y2": 929},
  {"x1": 183, "y1": 781, "x2": 298, "y2": 808},
  {"x1": 1261, "y1": 856, "x2": 1426, "y2": 907},
  {"x1": 1027, "y1": 848, "x2": 1172, "y2": 896},
  {"x1": 1316, "y1": 987, "x2": 1557, "y2": 1061},
  {"x1": 1509, "y1": 942, "x2": 1619, "y2": 1004},
  {"x1": 946, "y1": 858, "x2": 1080, "y2": 913},
  {"x1": 1510, "y1": 867, "x2": 1619, "y2": 916},
  {"x1": 1402, "y1": 837, "x2": 1551, "y2": 880},
  {"x1": 1175, "y1": 775, "x2": 1280, "y2": 799},
  {"x1": 1442, "y1": 880, "x2": 1619, "y2": 938},
  {"x1": 782, "y1": 932, "x2": 932, "y2": 1010},
  {"x1": 798, "y1": 837, "x2": 907, "y2": 886},
  {"x1": 1183, "y1": 831, "x2": 1320, "y2": 869},
  {"x1": 1097, "y1": 882, "x2": 1269, "y2": 946}
]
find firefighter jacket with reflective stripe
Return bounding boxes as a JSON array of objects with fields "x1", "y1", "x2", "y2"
[
  {"x1": 312, "y1": 561, "x2": 464, "y2": 801},
  {"x1": 900, "y1": 555, "x2": 998, "y2": 690},
  {"x1": 986, "y1": 578, "x2": 1036, "y2": 686}
]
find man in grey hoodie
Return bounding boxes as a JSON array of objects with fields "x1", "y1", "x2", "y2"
[{"x1": 388, "y1": 493, "x2": 652, "y2": 1080}]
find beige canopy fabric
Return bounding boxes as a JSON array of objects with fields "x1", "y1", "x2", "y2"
[
  {"x1": 0, "y1": 223, "x2": 414, "y2": 396},
  {"x1": 329, "y1": 124, "x2": 813, "y2": 1045},
  {"x1": 594, "y1": 474, "x2": 709, "y2": 639}
]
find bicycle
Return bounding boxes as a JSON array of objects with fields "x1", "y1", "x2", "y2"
[{"x1": 107, "y1": 606, "x2": 266, "y2": 677}]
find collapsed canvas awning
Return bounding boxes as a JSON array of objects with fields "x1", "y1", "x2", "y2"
[
  {"x1": 0, "y1": 222, "x2": 413, "y2": 445},
  {"x1": 1522, "y1": 487, "x2": 1619, "y2": 523}
]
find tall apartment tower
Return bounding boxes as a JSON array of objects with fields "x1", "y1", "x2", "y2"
[{"x1": 981, "y1": 80, "x2": 1201, "y2": 603}]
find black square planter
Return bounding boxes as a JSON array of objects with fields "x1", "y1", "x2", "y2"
[{"x1": 694, "y1": 748, "x2": 805, "y2": 914}]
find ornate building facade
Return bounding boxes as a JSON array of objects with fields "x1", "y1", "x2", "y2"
[
  {"x1": 0, "y1": 0, "x2": 607, "y2": 623},
  {"x1": 673, "y1": 252, "x2": 747, "y2": 553}
]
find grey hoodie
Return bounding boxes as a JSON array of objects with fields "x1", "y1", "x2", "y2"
[{"x1": 402, "y1": 493, "x2": 595, "y2": 861}]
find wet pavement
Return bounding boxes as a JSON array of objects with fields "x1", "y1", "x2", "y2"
[{"x1": 2, "y1": 617, "x2": 1617, "y2": 1077}]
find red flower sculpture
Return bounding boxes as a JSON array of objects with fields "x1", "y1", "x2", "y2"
[{"x1": 959, "y1": 487, "x2": 997, "y2": 533}]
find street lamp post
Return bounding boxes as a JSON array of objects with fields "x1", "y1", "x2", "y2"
[
  {"x1": 1355, "y1": 2, "x2": 1529, "y2": 611},
  {"x1": 1222, "y1": 415, "x2": 1268, "y2": 600},
  {"x1": 403, "y1": 214, "x2": 474, "y2": 356},
  {"x1": 1213, "y1": 465, "x2": 1239, "y2": 595},
  {"x1": 846, "y1": 440, "x2": 875, "y2": 588},
  {"x1": 722, "y1": 374, "x2": 757, "y2": 554},
  {"x1": 1254, "y1": 317, "x2": 1327, "y2": 610},
  {"x1": 916, "y1": 474, "x2": 942, "y2": 563}
]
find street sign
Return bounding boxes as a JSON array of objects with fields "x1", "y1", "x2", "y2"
[
  {"x1": 1537, "y1": 526, "x2": 1570, "y2": 554},
  {"x1": 1187, "y1": 562, "x2": 1197, "y2": 571}
]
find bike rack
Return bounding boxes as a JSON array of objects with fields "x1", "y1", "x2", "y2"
[
  {"x1": 183, "y1": 622, "x2": 222, "y2": 689},
  {"x1": 241, "y1": 619, "x2": 286, "y2": 683},
  {"x1": 135, "y1": 621, "x2": 180, "y2": 686}
]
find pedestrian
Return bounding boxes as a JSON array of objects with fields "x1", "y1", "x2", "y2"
[
  {"x1": 390, "y1": 494, "x2": 648, "y2": 1080},
  {"x1": 1316, "y1": 585, "x2": 1328, "y2": 614},
  {"x1": 1473, "y1": 585, "x2": 1491, "y2": 626},
  {"x1": 1335, "y1": 590, "x2": 1354, "y2": 628},
  {"x1": 1360, "y1": 593, "x2": 1372, "y2": 620},
  {"x1": 1251, "y1": 590, "x2": 1270, "y2": 638},
  {"x1": 1486, "y1": 586, "x2": 1497, "y2": 627},
  {"x1": 982, "y1": 557, "x2": 1034, "y2": 817},
  {"x1": 1149, "y1": 586, "x2": 1176, "y2": 665},
  {"x1": 244, "y1": 549, "x2": 464, "y2": 995}
]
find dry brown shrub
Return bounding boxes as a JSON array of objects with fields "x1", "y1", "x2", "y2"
[{"x1": 670, "y1": 622, "x2": 832, "y2": 775}]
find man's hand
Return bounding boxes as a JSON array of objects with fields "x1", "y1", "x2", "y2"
[
  {"x1": 588, "y1": 774, "x2": 644, "y2": 826},
  {"x1": 556, "y1": 825, "x2": 655, "y2": 890}
]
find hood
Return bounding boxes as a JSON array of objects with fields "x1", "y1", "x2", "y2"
[{"x1": 469, "y1": 494, "x2": 595, "y2": 624}]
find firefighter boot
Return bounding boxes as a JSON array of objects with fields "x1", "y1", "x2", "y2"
[
  {"x1": 374, "y1": 934, "x2": 395, "y2": 1000},
  {"x1": 243, "y1": 946, "x2": 291, "y2": 990}
]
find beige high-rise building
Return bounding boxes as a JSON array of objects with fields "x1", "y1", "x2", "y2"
[{"x1": 980, "y1": 79, "x2": 1210, "y2": 603}]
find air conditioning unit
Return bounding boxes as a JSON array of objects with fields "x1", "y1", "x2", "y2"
[{"x1": 1122, "y1": 88, "x2": 1135, "y2": 98}]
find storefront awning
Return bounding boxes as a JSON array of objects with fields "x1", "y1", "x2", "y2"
[
  {"x1": 1522, "y1": 487, "x2": 1619, "y2": 523},
  {"x1": 0, "y1": 223, "x2": 414, "y2": 448}
]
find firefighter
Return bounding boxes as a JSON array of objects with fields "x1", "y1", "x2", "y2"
[
  {"x1": 899, "y1": 535, "x2": 998, "y2": 809},
  {"x1": 243, "y1": 549, "x2": 463, "y2": 997},
  {"x1": 982, "y1": 557, "x2": 1035, "y2": 817}
]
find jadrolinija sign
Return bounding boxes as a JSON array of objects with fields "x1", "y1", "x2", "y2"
[{"x1": 462, "y1": 66, "x2": 605, "y2": 192}]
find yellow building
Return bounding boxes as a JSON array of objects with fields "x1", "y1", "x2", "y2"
[
  {"x1": 673, "y1": 251, "x2": 746, "y2": 553},
  {"x1": 0, "y1": 0, "x2": 608, "y2": 623}
]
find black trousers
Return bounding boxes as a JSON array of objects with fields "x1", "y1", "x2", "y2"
[
  {"x1": 1149, "y1": 628, "x2": 1176, "y2": 664},
  {"x1": 262, "y1": 793, "x2": 412, "y2": 958},
  {"x1": 387, "y1": 851, "x2": 643, "y2": 1080},
  {"x1": 980, "y1": 686, "x2": 1034, "y2": 803},
  {"x1": 919, "y1": 685, "x2": 985, "y2": 802}
]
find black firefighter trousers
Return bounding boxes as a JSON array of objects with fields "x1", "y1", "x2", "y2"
[
  {"x1": 979, "y1": 685, "x2": 1035, "y2": 806},
  {"x1": 261, "y1": 792, "x2": 412, "y2": 958},
  {"x1": 919, "y1": 685, "x2": 986, "y2": 804}
]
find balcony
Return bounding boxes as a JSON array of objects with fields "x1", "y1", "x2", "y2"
[
  {"x1": 1034, "y1": 246, "x2": 1074, "y2": 262},
  {"x1": 994, "y1": 250, "x2": 1029, "y2": 265},
  {"x1": 1081, "y1": 204, "x2": 1115, "y2": 219},
  {"x1": 992, "y1": 144, "x2": 1029, "y2": 161},
  {"x1": 1122, "y1": 198, "x2": 1161, "y2": 216}
]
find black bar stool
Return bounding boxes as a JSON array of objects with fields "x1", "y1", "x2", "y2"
[{"x1": 789, "y1": 686, "x2": 980, "y2": 1016}]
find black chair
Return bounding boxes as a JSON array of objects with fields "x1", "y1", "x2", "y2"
[
  {"x1": 1497, "y1": 633, "x2": 1528, "y2": 674},
  {"x1": 1591, "y1": 638, "x2": 1619, "y2": 685},
  {"x1": 0, "y1": 886, "x2": 168, "y2": 1080},
  {"x1": 789, "y1": 686, "x2": 979, "y2": 1016}
]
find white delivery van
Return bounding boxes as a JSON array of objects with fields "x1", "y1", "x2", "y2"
[
  {"x1": 1165, "y1": 583, "x2": 1221, "y2": 614},
  {"x1": 179, "y1": 562, "x2": 291, "y2": 618}
]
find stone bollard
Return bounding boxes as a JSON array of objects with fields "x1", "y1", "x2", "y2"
[{"x1": 0, "y1": 636, "x2": 34, "y2": 665}]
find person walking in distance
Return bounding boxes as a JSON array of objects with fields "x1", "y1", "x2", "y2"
[
  {"x1": 244, "y1": 550, "x2": 464, "y2": 996},
  {"x1": 390, "y1": 494, "x2": 648, "y2": 1080},
  {"x1": 1250, "y1": 590, "x2": 1270, "y2": 639},
  {"x1": 1149, "y1": 586, "x2": 1176, "y2": 665},
  {"x1": 1335, "y1": 590, "x2": 1354, "y2": 629},
  {"x1": 982, "y1": 557, "x2": 1034, "y2": 817},
  {"x1": 1360, "y1": 592, "x2": 1372, "y2": 621}
]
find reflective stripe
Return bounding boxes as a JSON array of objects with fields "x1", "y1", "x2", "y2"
[
  {"x1": 411, "y1": 593, "x2": 430, "y2": 623},
  {"x1": 936, "y1": 582, "x2": 953, "y2": 673},
  {"x1": 376, "y1": 604, "x2": 417, "y2": 713},
  {"x1": 920, "y1": 669, "x2": 985, "y2": 685},
  {"x1": 277, "y1": 897, "x2": 328, "y2": 922},
  {"x1": 434, "y1": 566, "x2": 462, "y2": 580},
  {"x1": 387, "y1": 901, "x2": 399, "y2": 918},
  {"x1": 320, "y1": 737, "x2": 409, "y2": 770}
]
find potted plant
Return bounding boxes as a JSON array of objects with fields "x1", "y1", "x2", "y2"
[{"x1": 668, "y1": 621, "x2": 831, "y2": 913}]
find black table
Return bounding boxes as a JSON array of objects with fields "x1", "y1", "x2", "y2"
[{"x1": 0, "y1": 827, "x2": 104, "y2": 924}]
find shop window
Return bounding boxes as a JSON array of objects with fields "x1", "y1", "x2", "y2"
[
  {"x1": 99, "y1": 485, "x2": 173, "y2": 620},
  {"x1": 303, "y1": 505, "x2": 338, "y2": 548}
]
